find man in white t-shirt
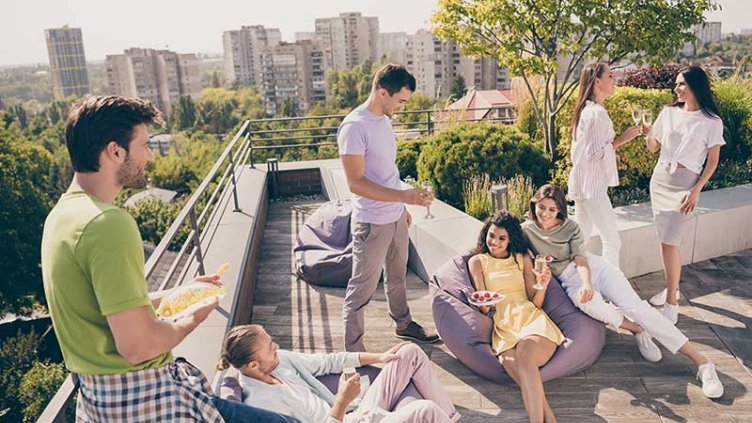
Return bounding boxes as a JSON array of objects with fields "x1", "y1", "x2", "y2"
[{"x1": 337, "y1": 64, "x2": 439, "y2": 352}]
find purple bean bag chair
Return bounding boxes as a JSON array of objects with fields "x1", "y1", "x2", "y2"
[
  {"x1": 430, "y1": 251, "x2": 606, "y2": 385},
  {"x1": 214, "y1": 365, "x2": 422, "y2": 407},
  {"x1": 293, "y1": 200, "x2": 353, "y2": 287}
]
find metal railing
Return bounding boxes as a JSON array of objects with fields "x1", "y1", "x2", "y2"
[
  {"x1": 39, "y1": 120, "x2": 253, "y2": 422},
  {"x1": 244, "y1": 105, "x2": 516, "y2": 167}
]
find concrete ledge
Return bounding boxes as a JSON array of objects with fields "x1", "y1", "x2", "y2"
[
  {"x1": 173, "y1": 165, "x2": 268, "y2": 379},
  {"x1": 318, "y1": 160, "x2": 752, "y2": 280}
]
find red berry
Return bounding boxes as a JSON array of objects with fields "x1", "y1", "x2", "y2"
[{"x1": 484, "y1": 292, "x2": 491, "y2": 299}]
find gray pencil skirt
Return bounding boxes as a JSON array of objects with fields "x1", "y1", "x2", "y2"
[{"x1": 650, "y1": 165, "x2": 700, "y2": 246}]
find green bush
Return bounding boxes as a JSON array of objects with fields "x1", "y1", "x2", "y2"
[
  {"x1": 417, "y1": 122, "x2": 550, "y2": 209},
  {"x1": 0, "y1": 330, "x2": 40, "y2": 421},
  {"x1": 713, "y1": 79, "x2": 752, "y2": 163},
  {"x1": 463, "y1": 174, "x2": 494, "y2": 221},
  {"x1": 515, "y1": 97, "x2": 541, "y2": 143},
  {"x1": 552, "y1": 87, "x2": 674, "y2": 192},
  {"x1": 19, "y1": 361, "x2": 68, "y2": 422},
  {"x1": 396, "y1": 140, "x2": 424, "y2": 180}
]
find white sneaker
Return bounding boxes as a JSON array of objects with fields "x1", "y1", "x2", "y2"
[
  {"x1": 662, "y1": 303, "x2": 679, "y2": 324},
  {"x1": 697, "y1": 362, "x2": 724, "y2": 398},
  {"x1": 649, "y1": 288, "x2": 681, "y2": 306},
  {"x1": 635, "y1": 331, "x2": 662, "y2": 362}
]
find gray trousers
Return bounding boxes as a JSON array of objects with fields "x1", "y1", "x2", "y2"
[{"x1": 343, "y1": 211, "x2": 412, "y2": 352}]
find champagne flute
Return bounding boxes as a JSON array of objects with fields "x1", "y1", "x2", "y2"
[
  {"x1": 630, "y1": 107, "x2": 643, "y2": 126},
  {"x1": 641, "y1": 108, "x2": 653, "y2": 126},
  {"x1": 421, "y1": 180, "x2": 435, "y2": 219},
  {"x1": 531, "y1": 255, "x2": 547, "y2": 290}
]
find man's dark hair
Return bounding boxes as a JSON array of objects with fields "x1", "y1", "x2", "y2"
[
  {"x1": 65, "y1": 95, "x2": 162, "y2": 172},
  {"x1": 372, "y1": 64, "x2": 416, "y2": 95}
]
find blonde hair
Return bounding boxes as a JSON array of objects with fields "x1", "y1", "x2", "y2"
[{"x1": 216, "y1": 324, "x2": 264, "y2": 370}]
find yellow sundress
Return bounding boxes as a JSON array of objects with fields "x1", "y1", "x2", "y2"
[{"x1": 478, "y1": 253, "x2": 565, "y2": 355}]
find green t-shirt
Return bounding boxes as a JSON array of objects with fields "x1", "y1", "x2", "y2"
[{"x1": 41, "y1": 191, "x2": 173, "y2": 375}]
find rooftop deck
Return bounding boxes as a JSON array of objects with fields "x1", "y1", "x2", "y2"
[{"x1": 253, "y1": 200, "x2": 752, "y2": 422}]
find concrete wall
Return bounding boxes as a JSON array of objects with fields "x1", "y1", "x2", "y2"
[{"x1": 318, "y1": 161, "x2": 752, "y2": 281}]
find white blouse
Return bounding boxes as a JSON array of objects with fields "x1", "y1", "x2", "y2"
[
  {"x1": 568, "y1": 101, "x2": 619, "y2": 200},
  {"x1": 651, "y1": 106, "x2": 725, "y2": 174}
]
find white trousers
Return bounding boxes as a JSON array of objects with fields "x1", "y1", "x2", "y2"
[
  {"x1": 574, "y1": 197, "x2": 622, "y2": 269},
  {"x1": 558, "y1": 253, "x2": 688, "y2": 354}
]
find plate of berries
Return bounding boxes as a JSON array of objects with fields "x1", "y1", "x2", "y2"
[{"x1": 468, "y1": 290, "x2": 505, "y2": 307}]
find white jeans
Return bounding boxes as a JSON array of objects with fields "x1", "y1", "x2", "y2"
[
  {"x1": 558, "y1": 253, "x2": 688, "y2": 354},
  {"x1": 574, "y1": 197, "x2": 622, "y2": 269}
]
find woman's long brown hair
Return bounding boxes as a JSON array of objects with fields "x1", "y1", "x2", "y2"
[{"x1": 570, "y1": 62, "x2": 610, "y2": 137}]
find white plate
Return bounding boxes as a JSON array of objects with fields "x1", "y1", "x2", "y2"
[{"x1": 468, "y1": 291, "x2": 505, "y2": 307}]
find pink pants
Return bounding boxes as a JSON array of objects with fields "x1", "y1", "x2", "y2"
[{"x1": 348, "y1": 344, "x2": 460, "y2": 423}]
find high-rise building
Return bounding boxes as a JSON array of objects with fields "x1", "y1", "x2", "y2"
[
  {"x1": 295, "y1": 32, "x2": 316, "y2": 42},
  {"x1": 405, "y1": 30, "x2": 510, "y2": 99},
  {"x1": 106, "y1": 48, "x2": 201, "y2": 115},
  {"x1": 315, "y1": 12, "x2": 379, "y2": 71},
  {"x1": 682, "y1": 21, "x2": 723, "y2": 57},
  {"x1": 45, "y1": 26, "x2": 91, "y2": 98},
  {"x1": 260, "y1": 40, "x2": 325, "y2": 115},
  {"x1": 378, "y1": 32, "x2": 407, "y2": 65},
  {"x1": 223, "y1": 25, "x2": 282, "y2": 87}
]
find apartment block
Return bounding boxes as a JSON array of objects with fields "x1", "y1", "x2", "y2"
[
  {"x1": 315, "y1": 12, "x2": 379, "y2": 71},
  {"x1": 682, "y1": 21, "x2": 723, "y2": 56},
  {"x1": 406, "y1": 29, "x2": 510, "y2": 99},
  {"x1": 44, "y1": 26, "x2": 91, "y2": 98},
  {"x1": 378, "y1": 32, "x2": 407, "y2": 65},
  {"x1": 260, "y1": 40, "x2": 325, "y2": 115},
  {"x1": 106, "y1": 48, "x2": 201, "y2": 115},
  {"x1": 223, "y1": 25, "x2": 282, "y2": 87}
]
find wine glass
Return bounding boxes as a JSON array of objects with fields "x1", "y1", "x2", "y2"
[
  {"x1": 531, "y1": 255, "x2": 547, "y2": 290},
  {"x1": 630, "y1": 107, "x2": 643, "y2": 126},
  {"x1": 641, "y1": 108, "x2": 653, "y2": 126},
  {"x1": 421, "y1": 181, "x2": 435, "y2": 219}
]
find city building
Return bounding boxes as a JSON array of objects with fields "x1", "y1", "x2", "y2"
[
  {"x1": 682, "y1": 21, "x2": 723, "y2": 57},
  {"x1": 315, "y1": 12, "x2": 379, "y2": 71},
  {"x1": 223, "y1": 25, "x2": 282, "y2": 87},
  {"x1": 294, "y1": 32, "x2": 316, "y2": 42},
  {"x1": 44, "y1": 26, "x2": 91, "y2": 98},
  {"x1": 106, "y1": 48, "x2": 202, "y2": 115},
  {"x1": 378, "y1": 32, "x2": 407, "y2": 65},
  {"x1": 260, "y1": 40, "x2": 325, "y2": 115},
  {"x1": 405, "y1": 29, "x2": 510, "y2": 99}
]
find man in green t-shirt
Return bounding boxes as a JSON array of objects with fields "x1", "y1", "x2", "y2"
[{"x1": 41, "y1": 96, "x2": 299, "y2": 422}]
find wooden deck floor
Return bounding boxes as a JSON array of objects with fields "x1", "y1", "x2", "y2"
[{"x1": 251, "y1": 201, "x2": 752, "y2": 422}]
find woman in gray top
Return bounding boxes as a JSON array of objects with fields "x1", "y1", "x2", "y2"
[{"x1": 521, "y1": 184, "x2": 723, "y2": 399}]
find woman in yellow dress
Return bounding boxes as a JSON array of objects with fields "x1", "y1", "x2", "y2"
[{"x1": 468, "y1": 210, "x2": 565, "y2": 423}]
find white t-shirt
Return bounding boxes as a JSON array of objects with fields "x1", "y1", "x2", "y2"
[{"x1": 651, "y1": 106, "x2": 725, "y2": 174}]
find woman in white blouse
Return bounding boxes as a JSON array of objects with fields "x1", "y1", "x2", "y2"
[
  {"x1": 568, "y1": 62, "x2": 642, "y2": 269},
  {"x1": 645, "y1": 65, "x2": 724, "y2": 323}
]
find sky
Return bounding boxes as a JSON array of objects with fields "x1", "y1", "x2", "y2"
[{"x1": 0, "y1": 0, "x2": 747, "y2": 67}]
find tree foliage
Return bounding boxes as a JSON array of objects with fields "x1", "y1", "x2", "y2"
[
  {"x1": 326, "y1": 61, "x2": 379, "y2": 110},
  {"x1": 621, "y1": 63, "x2": 683, "y2": 90},
  {"x1": 0, "y1": 131, "x2": 54, "y2": 314},
  {"x1": 433, "y1": 0, "x2": 718, "y2": 158},
  {"x1": 451, "y1": 75, "x2": 468, "y2": 100},
  {"x1": 170, "y1": 95, "x2": 198, "y2": 130}
]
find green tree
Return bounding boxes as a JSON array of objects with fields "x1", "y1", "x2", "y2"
[
  {"x1": 170, "y1": 95, "x2": 198, "y2": 130},
  {"x1": 0, "y1": 330, "x2": 41, "y2": 421},
  {"x1": 10, "y1": 104, "x2": 28, "y2": 129},
  {"x1": 395, "y1": 93, "x2": 437, "y2": 131},
  {"x1": 0, "y1": 131, "x2": 54, "y2": 314},
  {"x1": 451, "y1": 75, "x2": 468, "y2": 100},
  {"x1": 150, "y1": 154, "x2": 199, "y2": 194},
  {"x1": 210, "y1": 70, "x2": 222, "y2": 88},
  {"x1": 19, "y1": 361, "x2": 68, "y2": 422},
  {"x1": 433, "y1": 0, "x2": 717, "y2": 159},
  {"x1": 280, "y1": 97, "x2": 300, "y2": 117},
  {"x1": 327, "y1": 61, "x2": 377, "y2": 110}
]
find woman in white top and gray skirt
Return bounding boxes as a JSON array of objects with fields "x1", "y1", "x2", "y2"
[
  {"x1": 646, "y1": 65, "x2": 725, "y2": 323},
  {"x1": 568, "y1": 62, "x2": 642, "y2": 269}
]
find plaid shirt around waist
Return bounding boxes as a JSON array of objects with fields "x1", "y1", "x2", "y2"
[{"x1": 75, "y1": 358, "x2": 224, "y2": 423}]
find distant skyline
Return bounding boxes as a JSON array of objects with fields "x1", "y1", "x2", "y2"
[{"x1": 1, "y1": 0, "x2": 747, "y2": 67}]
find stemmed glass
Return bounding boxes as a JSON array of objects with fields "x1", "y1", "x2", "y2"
[
  {"x1": 531, "y1": 255, "x2": 548, "y2": 290},
  {"x1": 630, "y1": 107, "x2": 644, "y2": 127},
  {"x1": 641, "y1": 109, "x2": 653, "y2": 127},
  {"x1": 421, "y1": 180, "x2": 435, "y2": 219}
]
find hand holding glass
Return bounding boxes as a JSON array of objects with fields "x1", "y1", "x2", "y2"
[
  {"x1": 421, "y1": 181, "x2": 435, "y2": 219},
  {"x1": 532, "y1": 255, "x2": 550, "y2": 290}
]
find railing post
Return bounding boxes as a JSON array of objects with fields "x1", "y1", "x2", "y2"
[
  {"x1": 267, "y1": 158, "x2": 279, "y2": 200},
  {"x1": 426, "y1": 110, "x2": 434, "y2": 135},
  {"x1": 228, "y1": 144, "x2": 241, "y2": 213},
  {"x1": 188, "y1": 208, "x2": 206, "y2": 276},
  {"x1": 248, "y1": 128, "x2": 256, "y2": 169},
  {"x1": 489, "y1": 184, "x2": 509, "y2": 212}
]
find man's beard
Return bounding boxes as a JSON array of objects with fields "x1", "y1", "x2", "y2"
[{"x1": 117, "y1": 155, "x2": 147, "y2": 189}]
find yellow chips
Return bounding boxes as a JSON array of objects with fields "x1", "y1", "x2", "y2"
[
  {"x1": 156, "y1": 282, "x2": 226, "y2": 318},
  {"x1": 216, "y1": 262, "x2": 231, "y2": 277}
]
